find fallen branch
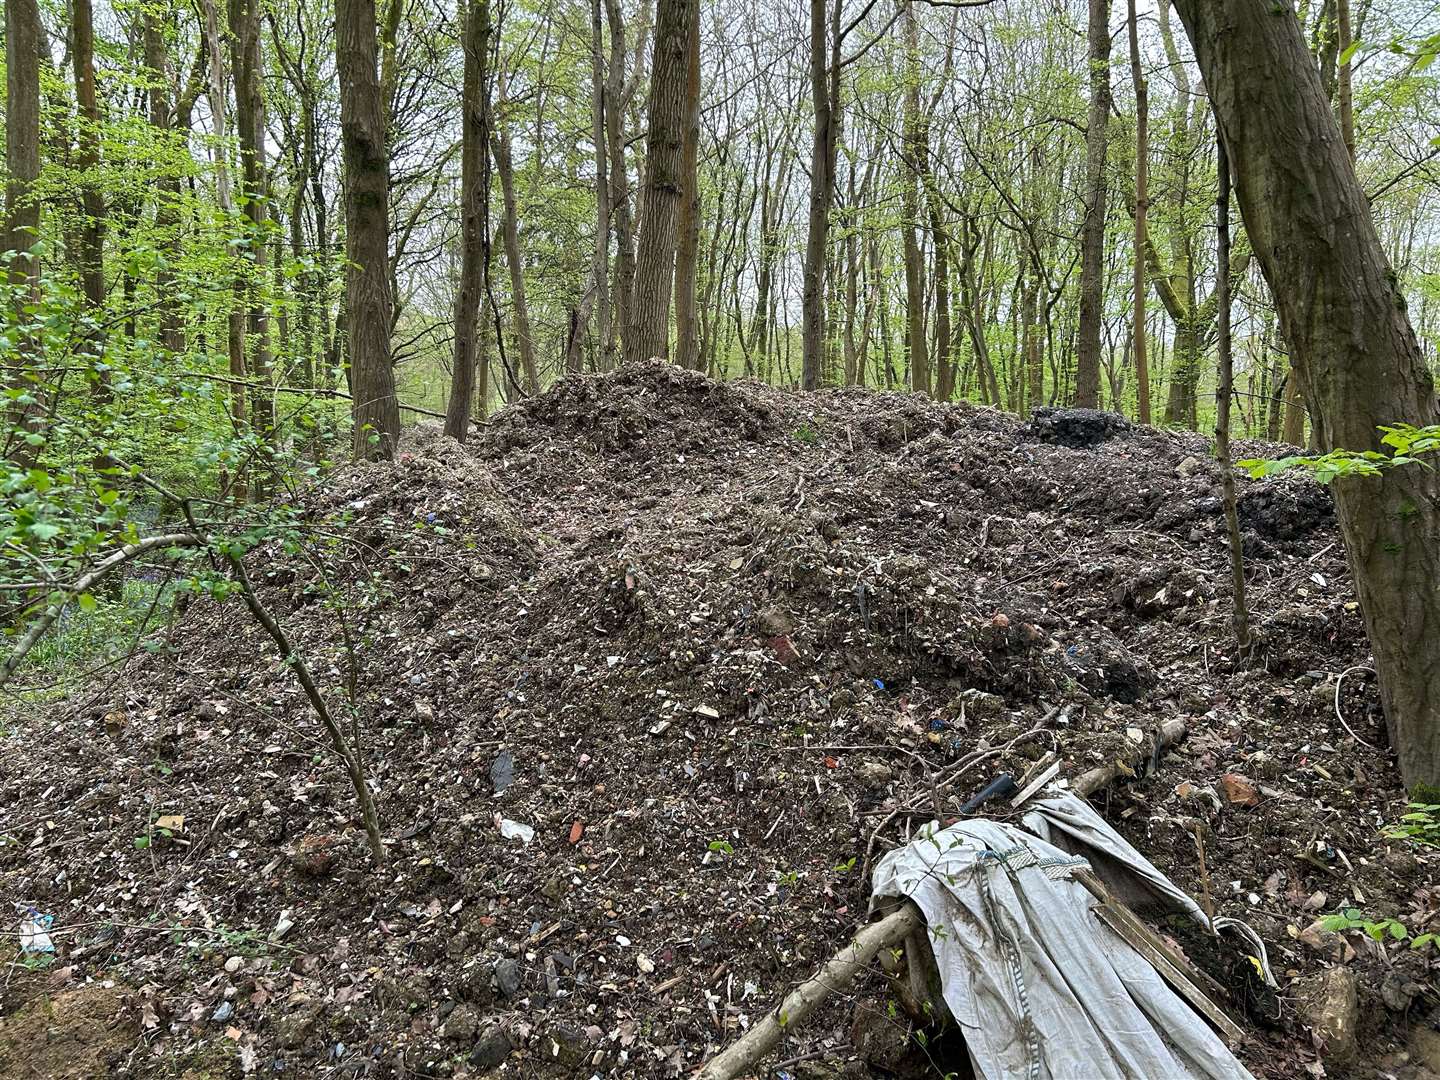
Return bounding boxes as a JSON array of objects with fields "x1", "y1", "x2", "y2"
[
  {"x1": 698, "y1": 717, "x2": 1197, "y2": 1077},
  {"x1": 0, "y1": 532, "x2": 201, "y2": 685},
  {"x1": 695, "y1": 903, "x2": 923, "y2": 1080},
  {"x1": 1071, "y1": 717, "x2": 1188, "y2": 798}
]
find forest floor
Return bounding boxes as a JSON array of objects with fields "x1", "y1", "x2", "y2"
[{"x1": 1, "y1": 361, "x2": 1436, "y2": 1079}]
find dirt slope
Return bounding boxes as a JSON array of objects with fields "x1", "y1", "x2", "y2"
[{"x1": 1, "y1": 362, "x2": 1433, "y2": 1079}]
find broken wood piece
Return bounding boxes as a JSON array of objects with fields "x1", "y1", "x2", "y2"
[
  {"x1": 1071, "y1": 718, "x2": 1188, "y2": 798},
  {"x1": 1074, "y1": 868, "x2": 1246, "y2": 1046},
  {"x1": 1010, "y1": 757, "x2": 1061, "y2": 809},
  {"x1": 695, "y1": 902, "x2": 922, "y2": 1080}
]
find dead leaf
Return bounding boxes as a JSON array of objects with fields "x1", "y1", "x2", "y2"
[
  {"x1": 155, "y1": 814, "x2": 185, "y2": 831},
  {"x1": 569, "y1": 820, "x2": 584, "y2": 845}
]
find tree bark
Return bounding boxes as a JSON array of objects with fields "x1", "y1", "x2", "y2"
[
  {"x1": 1170, "y1": 0, "x2": 1440, "y2": 788},
  {"x1": 1076, "y1": 0, "x2": 1111, "y2": 409},
  {"x1": 672, "y1": 0, "x2": 702, "y2": 370},
  {"x1": 901, "y1": 3, "x2": 929, "y2": 395},
  {"x1": 1127, "y1": 0, "x2": 1151, "y2": 425},
  {"x1": 446, "y1": 0, "x2": 492, "y2": 441},
  {"x1": 144, "y1": 5, "x2": 187, "y2": 357},
  {"x1": 71, "y1": 0, "x2": 106, "y2": 344},
  {"x1": 1213, "y1": 134, "x2": 1249, "y2": 648},
  {"x1": 491, "y1": 120, "x2": 540, "y2": 394},
  {"x1": 230, "y1": 0, "x2": 274, "y2": 448},
  {"x1": 626, "y1": 0, "x2": 692, "y2": 364},
  {"x1": 589, "y1": 0, "x2": 613, "y2": 371},
  {"x1": 800, "y1": 0, "x2": 839, "y2": 390},
  {"x1": 4, "y1": 0, "x2": 42, "y2": 466},
  {"x1": 336, "y1": 0, "x2": 401, "y2": 459}
]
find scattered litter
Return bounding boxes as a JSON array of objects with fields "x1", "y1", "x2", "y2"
[
  {"x1": 17, "y1": 907, "x2": 55, "y2": 953},
  {"x1": 499, "y1": 819, "x2": 535, "y2": 845},
  {"x1": 489, "y1": 751, "x2": 515, "y2": 793}
]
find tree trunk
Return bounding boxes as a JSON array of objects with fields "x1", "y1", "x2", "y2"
[
  {"x1": 672, "y1": 0, "x2": 701, "y2": 370},
  {"x1": 230, "y1": 0, "x2": 274, "y2": 448},
  {"x1": 800, "y1": 0, "x2": 838, "y2": 390},
  {"x1": 145, "y1": 7, "x2": 187, "y2": 356},
  {"x1": 626, "y1": 0, "x2": 692, "y2": 364},
  {"x1": 199, "y1": 0, "x2": 248, "y2": 478},
  {"x1": 1171, "y1": 0, "x2": 1440, "y2": 789},
  {"x1": 72, "y1": 0, "x2": 106, "y2": 346},
  {"x1": 446, "y1": 0, "x2": 491, "y2": 441},
  {"x1": 589, "y1": 0, "x2": 613, "y2": 371},
  {"x1": 336, "y1": 0, "x2": 401, "y2": 459},
  {"x1": 4, "y1": 0, "x2": 42, "y2": 466},
  {"x1": 1076, "y1": 0, "x2": 1111, "y2": 409},
  {"x1": 604, "y1": 0, "x2": 638, "y2": 361},
  {"x1": 492, "y1": 122, "x2": 540, "y2": 394},
  {"x1": 901, "y1": 4, "x2": 928, "y2": 396},
  {"x1": 1213, "y1": 133, "x2": 1249, "y2": 648},
  {"x1": 1127, "y1": 0, "x2": 1151, "y2": 425}
]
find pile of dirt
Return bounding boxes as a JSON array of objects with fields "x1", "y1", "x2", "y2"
[{"x1": 2, "y1": 361, "x2": 1435, "y2": 1079}]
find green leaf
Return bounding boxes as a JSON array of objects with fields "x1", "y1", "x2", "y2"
[
  {"x1": 133, "y1": 835, "x2": 150, "y2": 849},
  {"x1": 1339, "y1": 40, "x2": 1363, "y2": 66},
  {"x1": 77, "y1": 593, "x2": 97, "y2": 613}
]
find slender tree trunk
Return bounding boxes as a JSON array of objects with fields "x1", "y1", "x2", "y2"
[
  {"x1": 145, "y1": 8, "x2": 187, "y2": 356},
  {"x1": 604, "y1": 0, "x2": 637, "y2": 360},
  {"x1": 589, "y1": 0, "x2": 613, "y2": 371},
  {"x1": 1172, "y1": 0, "x2": 1440, "y2": 788},
  {"x1": 72, "y1": 0, "x2": 106, "y2": 345},
  {"x1": 336, "y1": 0, "x2": 401, "y2": 459},
  {"x1": 626, "y1": 0, "x2": 692, "y2": 364},
  {"x1": 672, "y1": 0, "x2": 702, "y2": 370},
  {"x1": 1213, "y1": 133, "x2": 1249, "y2": 647},
  {"x1": 230, "y1": 0, "x2": 273, "y2": 449},
  {"x1": 1127, "y1": 0, "x2": 1152, "y2": 425},
  {"x1": 800, "y1": 0, "x2": 838, "y2": 390},
  {"x1": 491, "y1": 123, "x2": 540, "y2": 394},
  {"x1": 4, "y1": 0, "x2": 42, "y2": 466},
  {"x1": 1336, "y1": 0, "x2": 1355, "y2": 160},
  {"x1": 1076, "y1": 0, "x2": 1111, "y2": 409},
  {"x1": 199, "y1": 0, "x2": 249, "y2": 489},
  {"x1": 901, "y1": 3, "x2": 929, "y2": 395},
  {"x1": 446, "y1": 0, "x2": 492, "y2": 441}
]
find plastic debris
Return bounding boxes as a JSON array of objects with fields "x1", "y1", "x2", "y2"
[
  {"x1": 499, "y1": 818, "x2": 534, "y2": 845},
  {"x1": 17, "y1": 907, "x2": 55, "y2": 954},
  {"x1": 489, "y1": 751, "x2": 515, "y2": 793}
]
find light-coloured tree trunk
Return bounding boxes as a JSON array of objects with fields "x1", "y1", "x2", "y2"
[
  {"x1": 491, "y1": 121, "x2": 540, "y2": 394},
  {"x1": 589, "y1": 0, "x2": 613, "y2": 371}
]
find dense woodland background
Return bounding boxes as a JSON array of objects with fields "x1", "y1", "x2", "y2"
[{"x1": 1, "y1": 0, "x2": 1437, "y2": 490}]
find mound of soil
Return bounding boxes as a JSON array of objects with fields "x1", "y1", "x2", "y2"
[{"x1": 2, "y1": 362, "x2": 1434, "y2": 1079}]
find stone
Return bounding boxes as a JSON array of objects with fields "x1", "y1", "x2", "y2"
[
  {"x1": 442, "y1": 1003, "x2": 481, "y2": 1043},
  {"x1": 857, "y1": 761, "x2": 894, "y2": 787},
  {"x1": 754, "y1": 605, "x2": 796, "y2": 638},
  {"x1": 290, "y1": 834, "x2": 338, "y2": 877},
  {"x1": 1411, "y1": 1025, "x2": 1440, "y2": 1072},
  {"x1": 468, "y1": 1024, "x2": 513, "y2": 1070},
  {"x1": 1297, "y1": 967, "x2": 1359, "y2": 1065},
  {"x1": 277, "y1": 1005, "x2": 320, "y2": 1050},
  {"x1": 543, "y1": 1024, "x2": 590, "y2": 1066},
  {"x1": 494, "y1": 958, "x2": 522, "y2": 999},
  {"x1": 1175, "y1": 456, "x2": 1204, "y2": 478}
]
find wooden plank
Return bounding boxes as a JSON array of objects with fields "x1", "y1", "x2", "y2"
[{"x1": 1075, "y1": 868, "x2": 1246, "y2": 1046}]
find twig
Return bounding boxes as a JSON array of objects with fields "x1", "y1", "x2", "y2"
[
  {"x1": 0, "y1": 534, "x2": 200, "y2": 685},
  {"x1": 1333, "y1": 666, "x2": 1379, "y2": 750}
]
